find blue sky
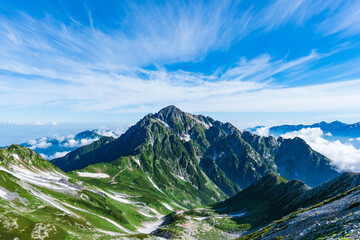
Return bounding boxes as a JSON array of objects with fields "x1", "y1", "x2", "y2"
[{"x1": 1, "y1": 0, "x2": 360, "y2": 128}]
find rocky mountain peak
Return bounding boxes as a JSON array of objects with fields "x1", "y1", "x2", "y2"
[{"x1": 157, "y1": 105, "x2": 183, "y2": 117}]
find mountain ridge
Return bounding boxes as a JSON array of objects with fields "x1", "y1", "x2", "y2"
[{"x1": 53, "y1": 106, "x2": 339, "y2": 197}]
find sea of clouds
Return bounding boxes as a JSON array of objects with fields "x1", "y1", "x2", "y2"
[
  {"x1": 254, "y1": 127, "x2": 360, "y2": 172},
  {"x1": 23, "y1": 126, "x2": 124, "y2": 160}
]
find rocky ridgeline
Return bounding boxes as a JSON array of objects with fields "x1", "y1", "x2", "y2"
[
  {"x1": 53, "y1": 105, "x2": 339, "y2": 198},
  {"x1": 262, "y1": 187, "x2": 360, "y2": 239}
]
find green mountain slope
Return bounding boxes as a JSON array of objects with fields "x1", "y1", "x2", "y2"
[
  {"x1": 239, "y1": 173, "x2": 360, "y2": 240},
  {"x1": 0, "y1": 145, "x2": 181, "y2": 239},
  {"x1": 53, "y1": 106, "x2": 339, "y2": 198},
  {"x1": 55, "y1": 108, "x2": 227, "y2": 207},
  {"x1": 213, "y1": 171, "x2": 360, "y2": 229}
]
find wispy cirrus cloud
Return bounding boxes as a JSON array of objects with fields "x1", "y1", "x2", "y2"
[
  {"x1": 0, "y1": 1, "x2": 251, "y2": 69},
  {"x1": 257, "y1": 0, "x2": 341, "y2": 30},
  {"x1": 0, "y1": 48, "x2": 328, "y2": 112},
  {"x1": 0, "y1": 0, "x2": 360, "y2": 118},
  {"x1": 318, "y1": 0, "x2": 360, "y2": 36}
]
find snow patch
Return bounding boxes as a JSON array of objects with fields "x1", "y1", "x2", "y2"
[
  {"x1": 0, "y1": 188, "x2": 7, "y2": 199},
  {"x1": 99, "y1": 190, "x2": 132, "y2": 204},
  {"x1": 132, "y1": 157, "x2": 165, "y2": 195},
  {"x1": 133, "y1": 158, "x2": 141, "y2": 168},
  {"x1": 137, "y1": 217, "x2": 164, "y2": 234},
  {"x1": 137, "y1": 209, "x2": 156, "y2": 218},
  {"x1": 11, "y1": 154, "x2": 20, "y2": 161},
  {"x1": 61, "y1": 201, "x2": 133, "y2": 234},
  {"x1": 156, "y1": 118, "x2": 169, "y2": 128},
  {"x1": 162, "y1": 203, "x2": 174, "y2": 211},
  {"x1": 77, "y1": 172, "x2": 110, "y2": 178},
  {"x1": 0, "y1": 165, "x2": 76, "y2": 192},
  {"x1": 31, "y1": 190, "x2": 74, "y2": 215},
  {"x1": 186, "y1": 114, "x2": 211, "y2": 129},
  {"x1": 147, "y1": 175, "x2": 165, "y2": 194},
  {"x1": 180, "y1": 134, "x2": 191, "y2": 142},
  {"x1": 171, "y1": 201, "x2": 185, "y2": 210},
  {"x1": 177, "y1": 175, "x2": 187, "y2": 182},
  {"x1": 147, "y1": 207, "x2": 163, "y2": 218}
]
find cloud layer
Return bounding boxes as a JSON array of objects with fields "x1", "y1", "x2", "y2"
[
  {"x1": 0, "y1": 0, "x2": 360, "y2": 118},
  {"x1": 281, "y1": 128, "x2": 360, "y2": 172},
  {"x1": 24, "y1": 128, "x2": 122, "y2": 160}
]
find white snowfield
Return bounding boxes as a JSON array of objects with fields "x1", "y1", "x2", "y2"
[
  {"x1": 11, "y1": 153, "x2": 20, "y2": 160},
  {"x1": 177, "y1": 174, "x2": 188, "y2": 182},
  {"x1": 97, "y1": 189, "x2": 133, "y2": 204},
  {"x1": 0, "y1": 165, "x2": 77, "y2": 192},
  {"x1": 137, "y1": 217, "x2": 165, "y2": 234},
  {"x1": 162, "y1": 202, "x2": 174, "y2": 211},
  {"x1": 156, "y1": 118, "x2": 169, "y2": 128},
  {"x1": 0, "y1": 188, "x2": 7, "y2": 199},
  {"x1": 77, "y1": 172, "x2": 110, "y2": 178},
  {"x1": 60, "y1": 201, "x2": 133, "y2": 234},
  {"x1": 180, "y1": 134, "x2": 191, "y2": 142},
  {"x1": 186, "y1": 113, "x2": 212, "y2": 129},
  {"x1": 30, "y1": 189, "x2": 75, "y2": 216},
  {"x1": 171, "y1": 201, "x2": 185, "y2": 210},
  {"x1": 147, "y1": 207, "x2": 163, "y2": 218},
  {"x1": 132, "y1": 157, "x2": 166, "y2": 195},
  {"x1": 98, "y1": 189, "x2": 164, "y2": 221},
  {"x1": 146, "y1": 175, "x2": 165, "y2": 194}
]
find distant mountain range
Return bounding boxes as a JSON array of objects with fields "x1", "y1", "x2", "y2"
[
  {"x1": 1, "y1": 106, "x2": 359, "y2": 239},
  {"x1": 268, "y1": 121, "x2": 360, "y2": 138},
  {"x1": 249, "y1": 121, "x2": 360, "y2": 147}
]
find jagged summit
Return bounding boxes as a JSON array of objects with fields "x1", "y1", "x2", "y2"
[
  {"x1": 52, "y1": 106, "x2": 339, "y2": 199},
  {"x1": 157, "y1": 105, "x2": 182, "y2": 115}
]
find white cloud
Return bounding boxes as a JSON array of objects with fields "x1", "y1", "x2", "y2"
[
  {"x1": 318, "y1": 1, "x2": 360, "y2": 36},
  {"x1": 28, "y1": 139, "x2": 37, "y2": 145},
  {"x1": 0, "y1": 2, "x2": 250, "y2": 69},
  {"x1": 62, "y1": 137, "x2": 98, "y2": 148},
  {"x1": 80, "y1": 138, "x2": 99, "y2": 146},
  {"x1": 62, "y1": 139, "x2": 79, "y2": 148},
  {"x1": 257, "y1": 0, "x2": 341, "y2": 31},
  {"x1": 0, "y1": 121, "x2": 57, "y2": 126},
  {"x1": 36, "y1": 141, "x2": 52, "y2": 149},
  {"x1": 281, "y1": 127, "x2": 360, "y2": 172},
  {"x1": 2, "y1": 43, "x2": 357, "y2": 114},
  {"x1": 51, "y1": 151, "x2": 70, "y2": 159},
  {"x1": 254, "y1": 127, "x2": 270, "y2": 137},
  {"x1": 0, "y1": 1, "x2": 359, "y2": 116},
  {"x1": 28, "y1": 137, "x2": 52, "y2": 149},
  {"x1": 95, "y1": 127, "x2": 122, "y2": 138},
  {"x1": 41, "y1": 152, "x2": 69, "y2": 161}
]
